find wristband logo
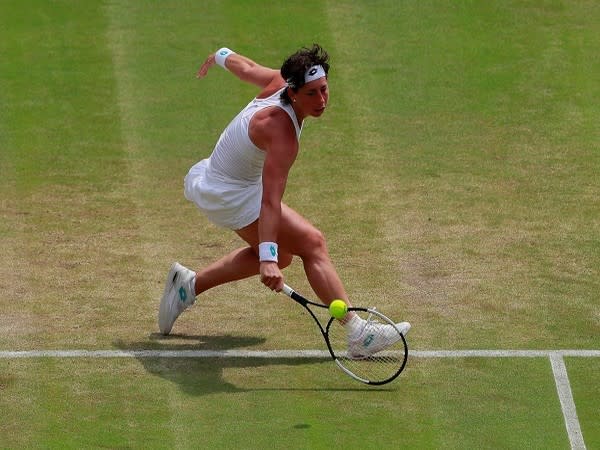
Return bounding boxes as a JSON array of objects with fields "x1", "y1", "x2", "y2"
[
  {"x1": 270, "y1": 245, "x2": 277, "y2": 257},
  {"x1": 219, "y1": 50, "x2": 228, "y2": 56}
]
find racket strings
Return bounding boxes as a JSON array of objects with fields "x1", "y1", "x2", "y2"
[{"x1": 327, "y1": 309, "x2": 407, "y2": 384}]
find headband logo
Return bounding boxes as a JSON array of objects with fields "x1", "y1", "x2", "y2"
[{"x1": 304, "y1": 65, "x2": 326, "y2": 84}]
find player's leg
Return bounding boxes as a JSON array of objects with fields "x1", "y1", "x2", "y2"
[
  {"x1": 275, "y1": 204, "x2": 411, "y2": 354},
  {"x1": 275, "y1": 203, "x2": 349, "y2": 304},
  {"x1": 229, "y1": 203, "x2": 347, "y2": 303},
  {"x1": 194, "y1": 245, "x2": 293, "y2": 295},
  {"x1": 158, "y1": 228, "x2": 292, "y2": 335}
]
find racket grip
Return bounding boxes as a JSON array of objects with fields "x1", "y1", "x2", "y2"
[{"x1": 281, "y1": 284, "x2": 294, "y2": 298}]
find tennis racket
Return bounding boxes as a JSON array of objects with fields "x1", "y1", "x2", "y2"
[{"x1": 281, "y1": 284, "x2": 408, "y2": 385}]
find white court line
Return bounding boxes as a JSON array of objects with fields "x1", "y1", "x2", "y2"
[
  {"x1": 413, "y1": 349, "x2": 600, "y2": 358},
  {"x1": 1, "y1": 349, "x2": 599, "y2": 358},
  {"x1": 0, "y1": 350, "x2": 331, "y2": 359},
  {"x1": 550, "y1": 354, "x2": 587, "y2": 450}
]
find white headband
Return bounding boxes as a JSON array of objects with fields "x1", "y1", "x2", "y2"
[{"x1": 304, "y1": 65, "x2": 326, "y2": 83}]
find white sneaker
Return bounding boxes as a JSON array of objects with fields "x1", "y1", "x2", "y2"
[
  {"x1": 158, "y1": 262, "x2": 196, "y2": 335},
  {"x1": 348, "y1": 320, "x2": 410, "y2": 358}
]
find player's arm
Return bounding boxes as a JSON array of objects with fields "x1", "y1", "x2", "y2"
[
  {"x1": 258, "y1": 135, "x2": 296, "y2": 247},
  {"x1": 249, "y1": 109, "x2": 299, "y2": 290},
  {"x1": 197, "y1": 48, "x2": 282, "y2": 89}
]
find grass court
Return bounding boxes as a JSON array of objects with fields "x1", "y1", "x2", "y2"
[{"x1": 1, "y1": 1, "x2": 599, "y2": 448}]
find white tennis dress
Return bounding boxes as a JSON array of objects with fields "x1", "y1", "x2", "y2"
[{"x1": 184, "y1": 87, "x2": 302, "y2": 230}]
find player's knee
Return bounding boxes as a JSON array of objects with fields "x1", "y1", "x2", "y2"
[{"x1": 304, "y1": 227, "x2": 328, "y2": 257}]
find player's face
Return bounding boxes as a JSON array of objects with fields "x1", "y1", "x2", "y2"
[{"x1": 296, "y1": 77, "x2": 329, "y2": 117}]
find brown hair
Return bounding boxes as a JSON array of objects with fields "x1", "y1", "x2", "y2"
[{"x1": 280, "y1": 44, "x2": 329, "y2": 104}]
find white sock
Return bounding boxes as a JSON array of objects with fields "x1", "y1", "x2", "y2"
[{"x1": 189, "y1": 275, "x2": 197, "y2": 298}]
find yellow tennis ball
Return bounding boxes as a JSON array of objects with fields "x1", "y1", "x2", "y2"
[{"x1": 329, "y1": 299, "x2": 348, "y2": 319}]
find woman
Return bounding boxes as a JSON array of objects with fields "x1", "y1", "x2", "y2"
[{"x1": 159, "y1": 44, "x2": 410, "y2": 356}]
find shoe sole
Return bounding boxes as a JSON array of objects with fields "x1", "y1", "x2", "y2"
[{"x1": 158, "y1": 263, "x2": 179, "y2": 335}]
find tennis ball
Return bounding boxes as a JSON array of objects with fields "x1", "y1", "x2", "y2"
[{"x1": 329, "y1": 299, "x2": 348, "y2": 319}]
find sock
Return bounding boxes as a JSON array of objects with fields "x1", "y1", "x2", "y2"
[{"x1": 189, "y1": 275, "x2": 197, "y2": 298}]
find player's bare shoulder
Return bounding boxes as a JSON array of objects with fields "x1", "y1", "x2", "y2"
[{"x1": 249, "y1": 106, "x2": 297, "y2": 151}]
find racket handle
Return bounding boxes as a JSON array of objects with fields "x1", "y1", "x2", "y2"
[{"x1": 281, "y1": 284, "x2": 294, "y2": 298}]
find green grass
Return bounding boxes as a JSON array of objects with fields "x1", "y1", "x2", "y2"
[
  {"x1": 1, "y1": 0, "x2": 599, "y2": 448},
  {"x1": 0, "y1": 357, "x2": 571, "y2": 449},
  {"x1": 568, "y1": 358, "x2": 600, "y2": 447}
]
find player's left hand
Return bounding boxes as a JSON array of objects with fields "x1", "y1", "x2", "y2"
[{"x1": 197, "y1": 53, "x2": 216, "y2": 78}]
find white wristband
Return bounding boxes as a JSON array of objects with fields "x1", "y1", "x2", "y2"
[
  {"x1": 215, "y1": 47, "x2": 235, "y2": 70},
  {"x1": 259, "y1": 242, "x2": 278, "y2": 262}
]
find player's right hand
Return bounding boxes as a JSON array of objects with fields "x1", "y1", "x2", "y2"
[{"x1": 260, "y1": 261, "x2": 284, "y2": 292}]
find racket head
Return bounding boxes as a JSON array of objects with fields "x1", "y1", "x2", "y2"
[{"x1": 324, "y1": 307, "x2": 408, "y2": 385}]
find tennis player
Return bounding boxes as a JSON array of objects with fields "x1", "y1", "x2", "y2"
[{"x1": 159, "y1": 44, "x2": 410, "y2": 355}]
